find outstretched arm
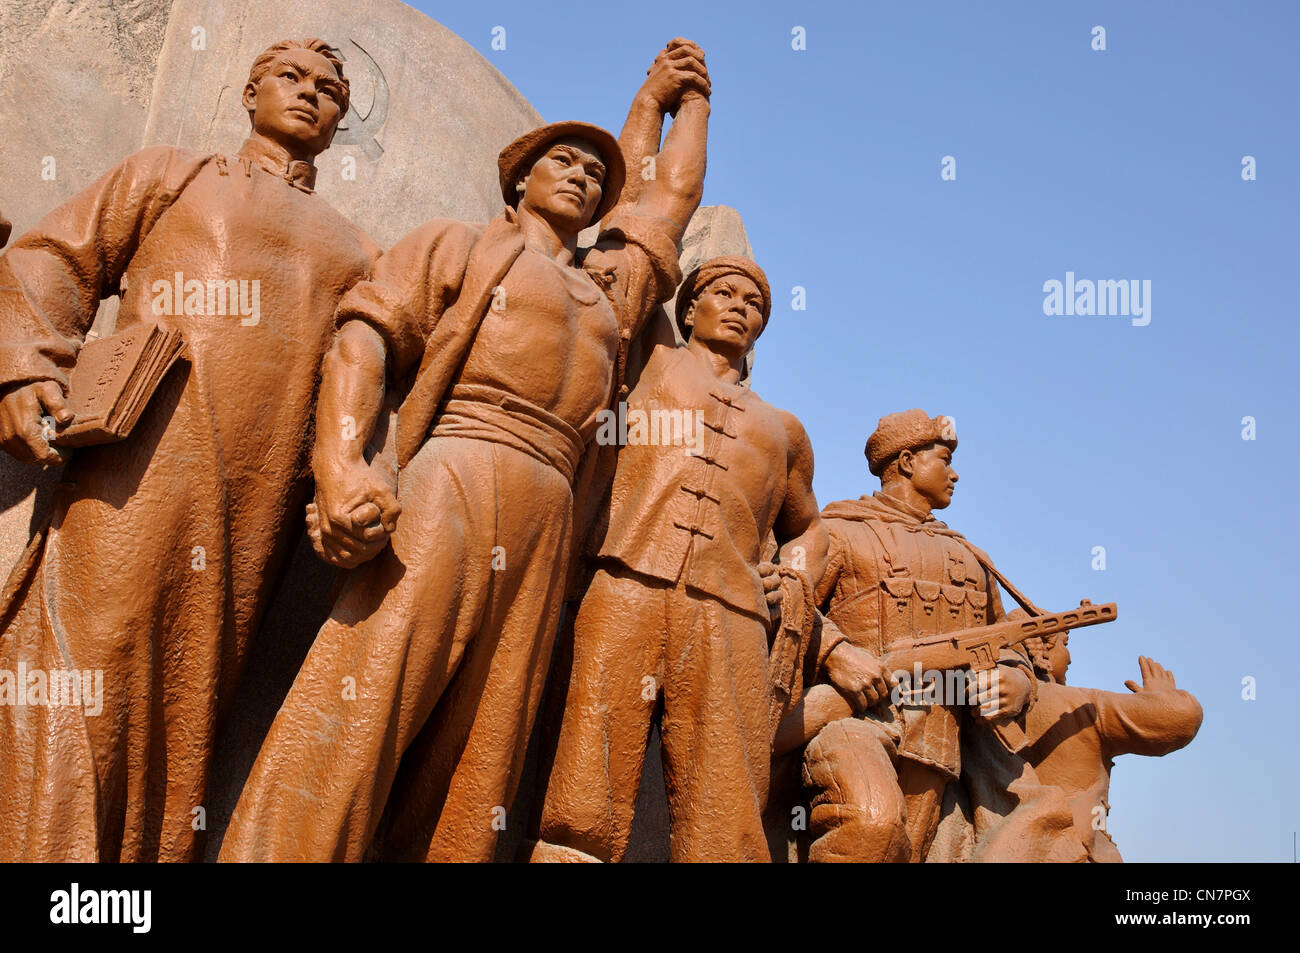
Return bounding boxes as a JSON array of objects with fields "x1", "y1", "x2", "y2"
[
  {"x1": 612, "y1": 39, "x2": 711, "y2": 219},
  {"x1": 1098, "y1": 656, "x2": 1203, "y2": 757},
  {"x1": 622, "y1": 39, "x2": 710, "y2": 244}
]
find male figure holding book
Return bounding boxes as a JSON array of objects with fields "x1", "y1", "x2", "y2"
[
  {"x1": 0, "y1": 39, "x2": 379, "y2": 861},
  {"x1": 219, "y1": 39, "x2": 709, "y2": 862}
]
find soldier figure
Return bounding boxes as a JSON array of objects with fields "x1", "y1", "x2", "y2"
[{"x1": 805, "y1": 410, "x2": 1083, "y2": 862}]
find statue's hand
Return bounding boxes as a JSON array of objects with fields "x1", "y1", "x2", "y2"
[
  {"x1": 969, "y1": 664, "x2": 1033, "y2": 723},
  {"x1": 1125, "y1": 655, "x2": 1177, "y2": 694},
  {"x1": 758, "y1": 560, "x2": 783, "y2": 626},
  {"x1": 0, "y1": 379, "x2": 72, "y2": 466},
  {"x1": 308, "y1": 462, "x2": 400, "y2": 568},
  {"x1": 640, "y1": 38, "x2": 711, "y2": 114},
  {"x1": 825, "y1": 642, "x2": 897, "y2": 712}
]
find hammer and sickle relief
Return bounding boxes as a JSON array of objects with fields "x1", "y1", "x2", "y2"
[{"x1": 332, "y1": 40, "x2": 391, "y2": 160}]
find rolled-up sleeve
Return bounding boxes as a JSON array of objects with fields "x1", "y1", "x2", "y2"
[
  {"x1": 334, "y1": 218, "x2": 480, "y2": 381},
  {"x1": 582, "y1": 212, "x2": 683, "y2": 340}
]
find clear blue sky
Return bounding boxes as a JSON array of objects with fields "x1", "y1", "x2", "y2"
[{"x1": 415, "y1": 0, "x2": 1298, "y2": 862}]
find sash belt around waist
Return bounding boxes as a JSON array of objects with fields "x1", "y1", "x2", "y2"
[{"x1": 429, "y1": 383, "x2": 584, "y2": 484}]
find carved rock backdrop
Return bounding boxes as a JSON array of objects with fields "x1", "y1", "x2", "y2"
[{"x1": 0, "y1": 0, "x2": 755, "y2": 861}]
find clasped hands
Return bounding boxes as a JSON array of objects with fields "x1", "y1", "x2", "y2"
[
  {"x1": 639, "y1": 38, "x2": 711, "y2": 114},
  {"x1": 308, "y1": 459, "x2": 400, "y2": 568}
]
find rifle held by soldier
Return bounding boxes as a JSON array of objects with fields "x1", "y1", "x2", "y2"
[{"x1": 773, "y1": 601, "x2": 1117, "y2": 756}]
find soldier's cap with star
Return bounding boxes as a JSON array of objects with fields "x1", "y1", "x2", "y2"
[
  {"x1": 674, "y1": 255, "x2": 772, "y2": 343},
  {"x1": 497, "y1": 120, "x2": 626, "y2": 228},
  {"x1": 866, "y1": 409, "x2": 958, "y2": 476}
]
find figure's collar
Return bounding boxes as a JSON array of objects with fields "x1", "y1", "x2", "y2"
[
  {"x1": 871, "y1": 490, "x2": 934, "y2": 523},
  {"x1": 236, "y1": 137, "x2": 317, "y2": 193}
]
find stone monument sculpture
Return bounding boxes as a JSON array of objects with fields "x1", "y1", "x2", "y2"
[
  {"x1": 217, "y1": 39, "x2": 711, "y2": 863},
  {"x1": 528, "y1": 256, "x2": 838, "y2": 862},
  {"x1": 0, "y1": 3, "x2": 1203, "y2": 864},
  {"x1": 0, "y1": 0, "x2": 545, "y2": 586},
  {"x1": 0, "y1": 38, "x2": 378, "y2": 862},
  {"x1": 787, "y1": 410, "x2": 1090, "y2": 862},
  {"x1": 1019, "y1": 631, "x2": 1202, "y2": 861}
]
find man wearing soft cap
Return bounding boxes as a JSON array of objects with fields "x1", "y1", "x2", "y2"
[
  {"x1": 804, "y1": 410, "x2": 1084, "y2": 862},
  {"x1": 222, "y1": 39, "x2": 711, "y2": 863}
]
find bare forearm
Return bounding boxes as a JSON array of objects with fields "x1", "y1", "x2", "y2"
[
  {"x1": 636, "y1": 93, "x2": 708, "y2": 233},
  {"x1": 778, "y1": 520, "x2": 829, "y2": 585},
  {"x1": 313, "y1": 319, "x2": 386, "y2": 479},
  {"x1": 615, "y1": 94, "x2": 667, "y2": 210}
]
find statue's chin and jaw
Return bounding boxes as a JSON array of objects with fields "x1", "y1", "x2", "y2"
[{"x1": 242, "y1": 48, "x2": 347, "y2": 165}]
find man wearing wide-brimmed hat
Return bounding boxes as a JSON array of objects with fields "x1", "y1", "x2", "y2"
[
  {"x1": 221, "y1": 39, "x2": 711, "y2": 863},
  {"x1": 528, "y1": 254, "x2": 842, "y2": 862}
]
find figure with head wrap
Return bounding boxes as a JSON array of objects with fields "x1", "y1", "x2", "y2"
[
  {"x1": 0, "y1": 39, "x2": 378, "y2": 861},
  {"x1": 526, "y1": 252, "x2": 839, "y2": 862},
  {"x1": 219, "y1": 39, "x2": 711, "y2": 863},
  {"x1": 1013, "y1": 615, "x2": 1202, "y2": 861}
]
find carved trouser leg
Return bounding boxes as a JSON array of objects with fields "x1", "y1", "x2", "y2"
[
  {"x1": 659, "y1": 580, "x2": 772, "y2": 862},
  {"x1": 534, "y1": 566, "x2": 663, "y2": 862},
  {"x1": 897, "y1": 758, "x2": 949, "y2": 862},
  {"x1": 219, "y1": 436, "x2": 573, "y2": 862},
  {"x1": 955, "y1": 721, "x2": 1087, "y2": 863},
  {"x1": 801, "y1": 716, "x2": 912, "y2": 862},
  {"x1": 535, "y1": 565, "x2": 772, "y2": 862}
]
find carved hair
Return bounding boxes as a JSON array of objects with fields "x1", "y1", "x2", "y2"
[
  {"x1": 247, "y1": 38, "x2": 351, "y2": 116},
  {"x1": 1029, "y1": 634, "x2": 1062, "y2": 683}
]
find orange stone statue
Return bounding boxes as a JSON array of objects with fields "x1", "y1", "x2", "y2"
[
  {"x1": 218, "y1": 39, "x2": 711, "y2": 863},
  {"x1": 0, "y1": 39, "x2": 378, "y2": 861}
]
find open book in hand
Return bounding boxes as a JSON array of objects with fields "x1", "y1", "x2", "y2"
[{"x1": 51, "y1": 321, "x2": 187, "y2": 449}]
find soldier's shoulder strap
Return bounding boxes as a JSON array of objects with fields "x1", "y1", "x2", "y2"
[{"x1": 945, "y1": 533, "x2": 1044, "y2": 617}]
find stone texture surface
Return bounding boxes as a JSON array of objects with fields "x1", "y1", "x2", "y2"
[
  {"x1": 0, "y1": 0, "x2": 174, "y2": 582},
  {"x1": 145, "y1": 0, "x2": 542, "y2": 248},
  {"x1": 0, "y1": 0, "x2": 541, "y2": 611},
  {"x1": 0, "y1": 0, "x2": 758, "y2": 862},
  {"x1": 206, "y1": 205, "x2": 757, "y2": 862},
  {"x1": 496, "y1": 207, "x2": 759, "y2": 864},
  {"x1": 0, "y1": 0, "x2": 171, "y2": 240}
]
